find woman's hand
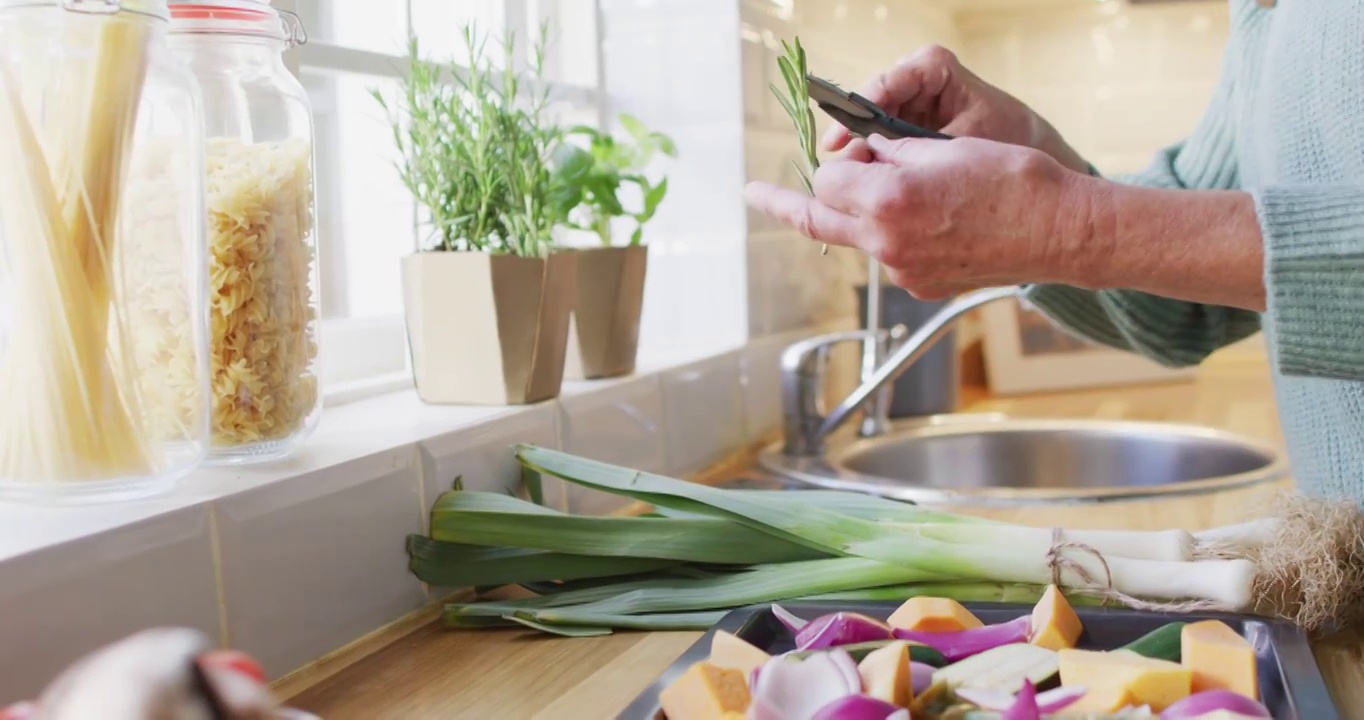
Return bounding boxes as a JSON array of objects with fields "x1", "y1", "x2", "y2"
[
  {"x1": 823, "y1": 45, "x2": 1091, "y2": 175},
  {"x1": 746, "y1": 134, "x2": 1091, "y2": 298}
]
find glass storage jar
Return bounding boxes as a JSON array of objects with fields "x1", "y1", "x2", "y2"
[
  {"x1": 0, "y1": 0, "x2": 210, "y2": 502},
  {"x1": 167, "y1": 0, "x2": 321, "y2": 464}
]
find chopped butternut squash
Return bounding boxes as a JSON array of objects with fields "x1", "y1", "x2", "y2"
[
  {"x1": 709, "y1": 630, "x2": 771, "y2": 676},
  {"x1": 887, "y1": 596, "x2": 983, "y2": 633},
  {"x1": 659, "y1": 662, "x2": 751, "y2": 720},
  {"x1": 1059, "y1": 649, "x2": 1192, "y2": 711},
  {"x1": 1182, "y1": 620, "x2": 1259, "y2": 700},
  {"x1": 1029, "y1": 584, "x2": 1084, "y2": 651},
  {"x1": 858, "y1": 641, "x2": 912, "y2": 707},
  {"x1": 1066, "y1": 685, "x2": 1142, "y2": 713}
]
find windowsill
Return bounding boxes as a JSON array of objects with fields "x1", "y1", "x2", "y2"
[{"x1": 0, "y1": 328, "x2": 834, "y2": 704}]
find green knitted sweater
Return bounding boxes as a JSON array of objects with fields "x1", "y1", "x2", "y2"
[{"x1": 1024, "y1": 0, "x2": 1364, "y2": 500}]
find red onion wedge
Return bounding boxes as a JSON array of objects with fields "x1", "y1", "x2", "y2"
[
  {"x1": 772, "y1": 604, "x2": 809, "y2": 634},
  {"x1": 1001, "y1": 680, "x2": 1040, "y2": 720},
  {"x1": 797, "y1": 612, "x2": 895, "y2": 651},
  {"x1": 1159, "y1": 690, "x2": 1271, "y2": 719},
  {"x1": 811, "y1": 695, "x2": 909, "y2": 720},
  {"x1": 892, "y1": 615, "x2": 1030, "y2": 661},
  {"x1": 909, "y1": 661, "x2": 936, "y2": 696},
  {"x1": 957, "y1": 685, "x2": 1087, "y2": 714}
]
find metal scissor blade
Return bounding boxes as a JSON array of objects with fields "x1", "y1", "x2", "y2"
[
  {"x1": 806, "y1": 75, "x2": 872, "y2": 119},
  {"x1": 806, "y1": 72, "x2": 953, "y2": 141}
]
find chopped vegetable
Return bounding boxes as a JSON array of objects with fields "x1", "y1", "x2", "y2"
[
  {"x1": 1001, "y1": 679, "x2": 1040, "y2": 720},
  {"x1": 796, "y1": 612, "x2": 894, "y2": 650},
  {"x1": 810, "y1": 695, "x2": 908, "y2": 720},
  {"x1": 1066, "y1": 685, "x2": 1143, "y2": 714},
  {"x1": 931, "y1": 643, "x2": 1059, "y2": 694},
  {"x1": 1121, "y1": 622, "x2": 1187, "y2": 662},
  {"x1": 710, "y1": 630, "x2": 770, "y2": 676},
  {"x1": 887, "y1": 596, "x2": 983, "y2": 633},
  {"x1": 1181, "y1": 620, "x2": 1258, "y2": 699},
  {"x1": 750, "y1": 651, "x2": 860, "y2": 720},
  {"x1": 894, "y1": 615, "x2": 1031, "y2": 662},
  {"x1": 856, "y1": 641, "x2": 912, "y2": 707},
  {"x1": 1059, "y1": 648, "x2": 1193, "y2": 711},
  {"x1": 790, "y1": 640, "x2": 947, "y2": 668},
  {"x1": 956, "y1": 685, "x2": 1087, "y2": 714},
  {"x1": 909, "y1": 661, "x2": 936, "y2": 696},
  {"x1": 1158, "y1": 690, "x2": 1270, "y2": 720},
  {"x1": 658, "y1": 662, "x2": 750, "y2": 720},
  {"x1": 1028, "y1": 584, "x2": 1083, "y2": 651},
  {"x1": 773, "y1": 604, "x2": 808, "y2": 633}
]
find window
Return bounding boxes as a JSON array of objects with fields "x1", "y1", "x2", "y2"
[{"x1": 278, "y1": 0, "x2": 603, "y2": 402}]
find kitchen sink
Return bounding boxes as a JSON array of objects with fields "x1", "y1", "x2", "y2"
[{"x1": 756, "y1": 414, "x2": 1288, "y2": 505}]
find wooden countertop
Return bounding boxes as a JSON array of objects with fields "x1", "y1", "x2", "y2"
[{"x1": 284, "y1": 348, "x2": 1364, "y2": 720}]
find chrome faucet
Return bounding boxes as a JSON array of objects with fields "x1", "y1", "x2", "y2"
[{"x1": 779, "y1": 284, "x2": 1024, "y2": 456}]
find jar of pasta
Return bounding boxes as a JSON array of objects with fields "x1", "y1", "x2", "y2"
[
  {"x1": 0, "y1": 0, "x2": 210, "y2": 501},
  {"x1": 167, "y1": 0, "x2": 321, "y2": 464}
]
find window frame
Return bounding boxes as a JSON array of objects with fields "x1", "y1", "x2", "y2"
[{"x1": 276, "y1": 0, "x2": 605, "y2": 406}]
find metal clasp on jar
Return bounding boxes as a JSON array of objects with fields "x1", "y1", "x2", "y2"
[
  {"x1": 61, "y1": 0, "x2": 121, "y2": 13},
  {"x1": 278, "y1": 8, "x2": 308, "y2": 47}
]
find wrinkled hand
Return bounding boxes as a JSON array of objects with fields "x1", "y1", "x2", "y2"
[
  {"x1": 745, "y1": 134, "x2": 1092, "y2": 299},
  {"x1": 823, "y1": 45, "x2": 1090, "y2": 175}
]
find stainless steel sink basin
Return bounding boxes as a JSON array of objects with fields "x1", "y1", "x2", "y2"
[{"x1": 757, "y1": 414, "x2": 1288, "y2": 505}]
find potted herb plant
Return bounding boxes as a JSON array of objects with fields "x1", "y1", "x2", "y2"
[
  {"x1": 374, "y1": 25, "x2": 575, "y2": 405},
  {"x1": 550, "y1": 115, "x2": 676, "y2": 380}
]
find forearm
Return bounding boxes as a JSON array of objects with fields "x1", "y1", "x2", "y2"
[{"x1": 1058, "y1": 174, "x2": 1266, "y2": 312}]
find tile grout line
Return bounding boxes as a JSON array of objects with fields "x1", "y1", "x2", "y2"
[
  {"x1": 412, "y1": 443, "x2": 432, "y2": 602},
  {"x1": 207, "y1": 503, "x2": 231, "y2": 648}
]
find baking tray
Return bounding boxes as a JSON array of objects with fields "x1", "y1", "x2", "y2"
[{"x1": 618, "y1": 600, "x2": 1339, "y2": 720}]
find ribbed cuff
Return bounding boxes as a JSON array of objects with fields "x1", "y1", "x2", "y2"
[
  {"x1": 1255, "y1": 185, "x2": 1364, "y2": 380},
  {"x1": 1021, "y1": 284, "x2": 1128, "y2": 350}
]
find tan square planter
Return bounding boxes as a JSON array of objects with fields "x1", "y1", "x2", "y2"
[
  {"x1": 564, "y1": 245, "x2": 648, "y2": 380},
  {"x1": 401, "y1": 252, "x2": 576, "y2": 405}
]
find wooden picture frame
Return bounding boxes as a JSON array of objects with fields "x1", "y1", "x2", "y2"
[{"x1": 980, "y1": 297, "x2": 1195, "y2": 395}]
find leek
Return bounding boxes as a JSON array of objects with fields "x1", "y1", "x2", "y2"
[
  {"x1": 407, "y1": 446, "x2": 1364, "y2": 636},
  {"x1": 515, "y1": 445, "x2": 1255, "y2": 608},
  {"x1": 407, "y1": 536, "x2": 679, "y2": 588},
  {"x1": 431, "y1": 491, "x2": 826, "y2": 564}
]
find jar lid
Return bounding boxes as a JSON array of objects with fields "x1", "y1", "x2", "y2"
[
  {"x1": 166, "y1": 0, "x2": 306, "y2": 45},
  {"x1": 0, "y1": 0, "x2": 171, "y2": 20}
]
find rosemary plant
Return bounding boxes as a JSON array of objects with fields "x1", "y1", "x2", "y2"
[
  {"x1": 769, "y1": 37, "x2": 828, "y2": 255},
  {"x1": 373, "y1": 23, "x2": 561, "y2": 256}
]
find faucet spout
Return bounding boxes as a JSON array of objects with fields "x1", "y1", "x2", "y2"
[{"x1": 781, "y1": 285, "x2": 1023, "y2": 457}]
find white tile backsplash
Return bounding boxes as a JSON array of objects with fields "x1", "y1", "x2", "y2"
[
  {"x1": 955, "y1": 1, "x2": 1228, "y2": 177},
  {"x1": 418, "y1": 404, "x2": 564, "y2": 515},
  {"x1": 660, "y1": 351, "x2": 745, "y2": 476},
  {"x1": 0, "y1": 505, "x2": 219, "y2": 704},
  {"x1": 213, "y1": 448, "x2": 426, "y2": 679},
  {"x1": 558, "y1": 374, "x2": 667, "y2": 514}
]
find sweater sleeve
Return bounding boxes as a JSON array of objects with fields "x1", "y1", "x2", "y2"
[
  {"x1": 1021, "y1": 7, "x2": 1263, "y2": 368},
  {"x1": 1255, "y1": 186, "x2": 1364, "y2": 380}
]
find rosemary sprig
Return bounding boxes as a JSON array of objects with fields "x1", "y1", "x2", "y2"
[{"x1": 769, "y1": 37, "x2": 827, "y2": 255}]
